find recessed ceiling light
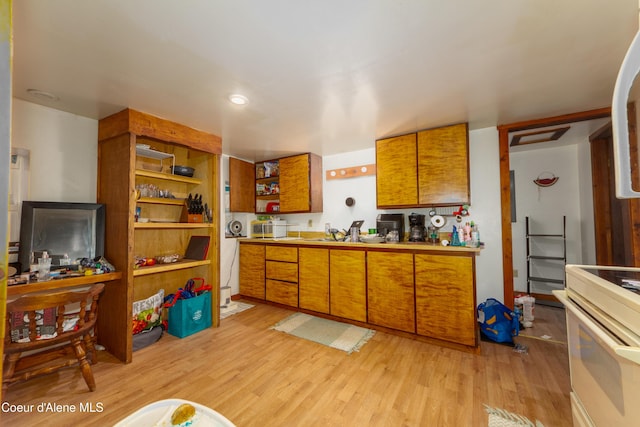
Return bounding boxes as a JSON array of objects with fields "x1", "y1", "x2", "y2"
[
  {"x1": 26, "y1": 88, "x2": 59, "y2": 102},
  {"x1": 229, "y1": 94, "x2": 249, "y2": 105}
]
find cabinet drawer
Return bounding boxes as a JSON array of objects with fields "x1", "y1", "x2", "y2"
[
  {"x1": 266, "y1": 260, "x2": 298, "y2": 283},
  {"x1": 266, "y1": 279, "x2": 299, "y2": 307},
  {"x1": 266, "y1": 245, "x2": 298, "y2": 262}
]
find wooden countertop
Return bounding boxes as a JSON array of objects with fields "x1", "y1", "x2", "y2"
[{"x1": 239, "y1": 237, "x2": 481, "y2": 253}]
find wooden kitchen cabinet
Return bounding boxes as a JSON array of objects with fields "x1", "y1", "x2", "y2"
[
  {"x1": 376, "y1": 133, "x2": 418, "y2": 207},
  {"x1": 238, "y1": 240, "x2": 480, "y2": 350},
  {"x1": 239, "y1": 243, "x2": 266, "y2": 299},
  {"x1": 279, "y1": 153, "x2": 323, "y2": 213},
  {"x1": 376, "y1": 122, "x2": 469, "y2": 208},
  {"x1": 254, "y1": 153, "x2": 322, "y2": 214},
  {"x1": 299, "y1": 247, "x2": 329, "y2": 313},
  {"x1": 229, "y1": 157, "x2": 255, "y2": 212},
  {"x1": 97, "y1": 108, "x2": 221, "y2": 363},
  {"x1": 417, "y1": 123, "x2": 469, "y2": 205},
  {"x1": 414, "y1": 253, "x2": 477, "y2": 347},
  {"x1": 330, "y1": 249, "x2": 367, "y2": 322},
  {"x1": 367, "y1": 251, "x2": 416, "y2": 332},
  {"x1": 265, "y1": 245, "x2": 298, "y2": 307}
]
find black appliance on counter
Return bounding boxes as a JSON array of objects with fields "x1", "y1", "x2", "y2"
[
  {"x1": 376, "y1": 214, "x2": 405, "y2": 241},
  {"x1": 408, "y1": 213, "x2": 426, "y2": 242}
]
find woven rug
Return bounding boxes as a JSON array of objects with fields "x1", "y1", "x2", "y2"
[
  {"x1": 270, "y1": 313, "x2": 375, "y2": 354},
  {"x1": 220, "y1": 302, "x2": 254, "y2": 319},
  {"x1": 485, "y1": 405, "x2": 545, "y2": 427}
]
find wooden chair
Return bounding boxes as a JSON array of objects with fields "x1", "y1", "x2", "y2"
[{"x1": 2, "y1": 283, "x2": 105, "y2": 393}]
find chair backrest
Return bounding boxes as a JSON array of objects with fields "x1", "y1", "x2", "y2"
[{"x1": 4, "y1": 283, "x2": 105, "y2": 351}]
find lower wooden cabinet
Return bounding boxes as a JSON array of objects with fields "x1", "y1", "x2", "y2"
[
  {"x1": 238, "y1": 241, "x2": 479, "y2": 349},
  {"x1": 239, "y1": 244, "x2": 265, "y2": 299},
  {"x1": 266, "y1": 279, "x2": 298, "y2": 306},
  {"x1": 299, "y1": 247, "x2": 329, "y2": 313},
  {"x1": 329, "y1": 249, "x2": 367, "y2": 322},
  {"x1": 265, "y1": 245, "x2": 298, "y2": 307},
  {"x1": 415, "y1": 253, "x2": 476, "y2": 346},
  {"x1": 367, "y1": 251, "x2": 416, "y2": 333}
]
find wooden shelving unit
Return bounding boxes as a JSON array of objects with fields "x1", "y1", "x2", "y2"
[{"x1": 97, "y1": 108, "x2": 221, "y2": 363}]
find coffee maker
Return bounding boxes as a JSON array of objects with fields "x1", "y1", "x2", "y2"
[{"x1": 408, "y1": 213, "x2": 426, "y2": 242}]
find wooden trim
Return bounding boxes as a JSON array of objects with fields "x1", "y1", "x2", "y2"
[
  {"x1": 326, "y1": 164, "x2": 376, "y2": 180},
  {"x1": 497, "y1": 107, "x2": 611, "y2": 132},
  {"x1": 590, "y1": 136, "x2": 614, "y2": 265},
  {"x1": 499, "y1": 127, "x2": 514, "y2": 308},
  {"x1": 98, "y1": 108, "x2": 222, "y2": 155},
  {"x1": 499, "y1": 107, "x2": 611, "y2": 309}
]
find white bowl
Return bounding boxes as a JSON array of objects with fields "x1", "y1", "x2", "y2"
[{"x1": 360, "y1": 235, "x2": 385, "y2": 244}]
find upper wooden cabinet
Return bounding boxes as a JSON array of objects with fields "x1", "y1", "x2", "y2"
[
  {"x1": 376, "y1": 133, "x2": 418, "y2": 207},
  {"x1": 376, "y1": 123, "x2": 470, "y2": 208},
  {"x1": 228, "y1": 157, "x2": 255, "y2": 213},
  {"x1": 279, "y1": 154, "x2": 323, "y2": 213},
  {"x1": 417, "y1": 123, "x2": 470, "y2": 205},
  {"x1": 228, "y1": 153, "x2": 323, "y2": 214}
]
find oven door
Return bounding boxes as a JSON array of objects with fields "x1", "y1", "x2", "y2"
[{"x1": 555, "y1": 290, "x2": 640, "y2": 427}]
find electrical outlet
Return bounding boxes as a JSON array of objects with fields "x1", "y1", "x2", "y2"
[
  {"x1": 513, "y1": 269, "x2": 518, "y2": 278},
  {"x1": 307, "y1": 219, "x2": 313, "y2": 228}
]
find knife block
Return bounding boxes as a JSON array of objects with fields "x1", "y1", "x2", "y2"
[{"x1": 180, "y1": 202, "x2": 203, "y2": 223}]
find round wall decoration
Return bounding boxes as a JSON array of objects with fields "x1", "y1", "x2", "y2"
[{"x1": 533, "y1": 172, "x2": 559, "y2": 187}]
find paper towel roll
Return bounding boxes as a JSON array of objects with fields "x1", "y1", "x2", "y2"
[{"x1": 431, "y1": 215, "x2": 446, "y2": 228}]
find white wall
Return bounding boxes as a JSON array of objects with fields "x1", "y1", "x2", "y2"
[
  {"x1": 11, "y1": 99, "x2": 98, "y2": 202},
  {"x1": 468, "y1": 127, "x2": 504, "y2": 304},
  {"x1": 510, "y1": 144, "x2": 585, "y2": 294}
]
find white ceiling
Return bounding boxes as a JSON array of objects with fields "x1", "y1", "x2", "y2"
[{"x1": 11, "y1": 1, "x2": 639, "y2": 161}]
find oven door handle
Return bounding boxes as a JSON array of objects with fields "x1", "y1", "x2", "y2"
[{"x1": 554, "y1": 290, "x2": 640, "y2": 366}]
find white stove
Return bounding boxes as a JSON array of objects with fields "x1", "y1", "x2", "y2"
[{"x1": 554, "y1": 265, "x2": 640, "y2": 427}]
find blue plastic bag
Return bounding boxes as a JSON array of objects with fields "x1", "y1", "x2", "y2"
[{"x1": 477, "y1": 298, "x2": 519, "y2": 343}]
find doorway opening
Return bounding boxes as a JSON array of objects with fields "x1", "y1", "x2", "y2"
[{"x1": 498, "y1": 108, "x2": 611, "y2": 308}]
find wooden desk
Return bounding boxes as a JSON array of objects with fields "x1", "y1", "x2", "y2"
[
  {"x1": 6, "y1": 271, "x2": 127, "y2": 362},
  {"x1": 7, "y1": 271, "x2": 122, "y2": 296}
]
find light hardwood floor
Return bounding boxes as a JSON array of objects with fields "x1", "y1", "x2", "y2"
[{"x1": 1, "y1": 302, "x2": 571, "y2": 426}]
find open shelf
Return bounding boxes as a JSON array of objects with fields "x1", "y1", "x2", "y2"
[
  {"x1": 526, "y1": 216, "x2": 566, "y2": 294},
  {"x1": 135, "y1": 169, "x2": 202, "y2": 185},
  {"x1": 133, "y1": 259, "x2": 211, "y2": 276},
  {"x1": 137, "y1": 197, "x2": 186, "y2": 206},
  {"x1": 135, "y1": 222, "x2": 214, "y2": 229}
]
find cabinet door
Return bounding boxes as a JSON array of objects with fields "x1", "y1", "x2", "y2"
[
  {"x1": 279, "y1": 154, "x2": 311, "y2": 213},
  {"x1": 367, "y1": 252, "x2": 415, "y2": 332},
  {"x1": 239, "y1": 244, "x2": 265, "y2": 299},
  {"x1": 229, "y1": 157, "x2": 255, "y2": 212},
  {"x1": 415, "y1": 253, "x2": 476, "y2": 346},
  {"x1": 417, "y1": 123, "x2": 469, "y2": 206},
  {"x1": 330, "y1": 249, "x2": 367, "y2": 322},
  {"x1": 376, "y1": 134, "x2": 418, "y2": 208},
  {"x1": 299, "y1": 247, "x2": 329, "y2": 313}
]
